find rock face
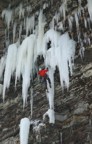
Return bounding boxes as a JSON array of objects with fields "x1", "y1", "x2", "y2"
[{"x1": 0, "y1": 0, "x2": 92, "y2": 144}]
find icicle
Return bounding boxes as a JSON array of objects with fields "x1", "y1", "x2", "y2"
[
  {"x1": 19, "y1": 3, "x2": 25, "y2": 19},
  {"x1": 13, "y1": 23, "x2": 17, "y2": 43},
  {"x1": 74, "y1": 12, "x2": 79, "y2": 29},
  {"x1": 79, "y1": 46, "x2": 85, "y2": 59},
  {"x1": 87, "y1": 0, "x2": 92, "y2": 21},
  {"x1": 45, "y1": 68, "x2": 54, "y2": 109},
  {"x1": 26, "y1": 15, "x2": 35, "y2": 36},
  {"x1": 84, "y1": 33, "x2": 87, "y2": 40},
  {"x1": 30, "y1": 87, "x2": 33, "y2": 118},
  {"x1": 77, "y1": 7, "x2": 81, "y2": 18},
  {"x1": 43, "y1": 109, "x2": 55, "y2": 124},
  {"x1": 43, "y1": 3, "x2": 48, "y2": 9},
  {"x1": 5, "y1": 29, "x2": 7, "y2": 46},
  {"x1": 60, "y1": 132, "x2": 63, "y2": 144},
  {"x1": 23, "y1": 17, "x2": 26, "y2": 30},
  {"x1": 50, "y1": 12, "x2": 60, "y2": 30},
  {"x1": 42, "y1": 31, "x2": 75, "y2": 123},
  {"x1": 15, "y1": 42, "x2": 27, "y2": 84},
  {"x1": 22, "y1": 35, "x2": 35, "y2": 107},
  {"x1": 15, "y1": 6, "x2": 19, "y2": 16},
  {"x1": 57, "y1": 21, "x2": 64, "y2": 31},
  {"x1": 20, "y1": 118, "x2": 30, "y2": 144},
  {"x1": 54, "y1": 12, "x2": 60, "y2": 24},
  {"x1": 58, "y1": 33, "x2": 75, "y2": 88},
  {"x1": 26, "y1": 5, "x2": 32, "y2": 14},
  {"x1": 68, "y1": 16, "x2": 73, "y2": 31},
  {"x1": 44, "y1": 29, "x2": 60, "y2": 53},
  {"x1": 44, "y1": 30, "x2": 75, "y2": 89},
  {"x1": 2, "y1": 8, "x2": 12, "y2": 29},
  {"x1": 0, "y1": 84, "x2": 3, "y2": 95},
  {"x1": 3, "y1": 43, "x2": 18, "y2": 100},
  {"x1": 64, "y1": 0, "x2": 67, "y2": 5},
  {"x1": 50, "y1": 18, "x2": 55, "y2": 29},
  {"x1": 87, "y1": 17, "x2": 91, "y2": 29},
  {"x1": 51, "y1": 13, "x2": 60, "y2": 30},
  {"x1": 80, "y1": 41, "x2": 83, "y2": 47},
  {"x1": 26, "y1": 17, "x2": 31, "y2": 36},
  {"x1": 2, "y1": 8, "x2": 12, "y2": 41},
  {"x1": 15, "y1": 34, "x2": 36, "y2": 107},
  {"x1": 34, "y1": 10, "x2": 46, "y2": 61},
  {"x1": 5, "y1": 39, "x2": 10, "y2": 48},
  {"x1": 88, "y1": 37, "x2": 91, "y2": 45},
  {"x1": 15, "y1": 36, "x2": 33, "y2": 86},
  {"x1": 45, "y1": 47, "x2": 56, "y2": 109},
  {"x1": 19, "y1": 23, "x2": 22, "y2": 43},
  {"x1": 84, "y1": 17, "x2": 87, "y2": 28},
  {"x1": 35, "y1": 11, "x2": 39, "y2": 17},
  {"x1": 0, "y1": 55, "x2": 6, "y2": 80},
  {"x1": 59, "y1": 2, "x2": 66, "y2": 21},
  {"x1": 78, "y1": 0, "x2": 81, "y2": 6}
]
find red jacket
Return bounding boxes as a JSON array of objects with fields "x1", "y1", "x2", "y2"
[{"x1": 38, "y1": 69, "x2": 48, "y2": 77}]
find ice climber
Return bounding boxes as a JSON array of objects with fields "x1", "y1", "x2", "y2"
[{"x1": 38, "y1": 67, "x2": 51, "y2": 91}]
